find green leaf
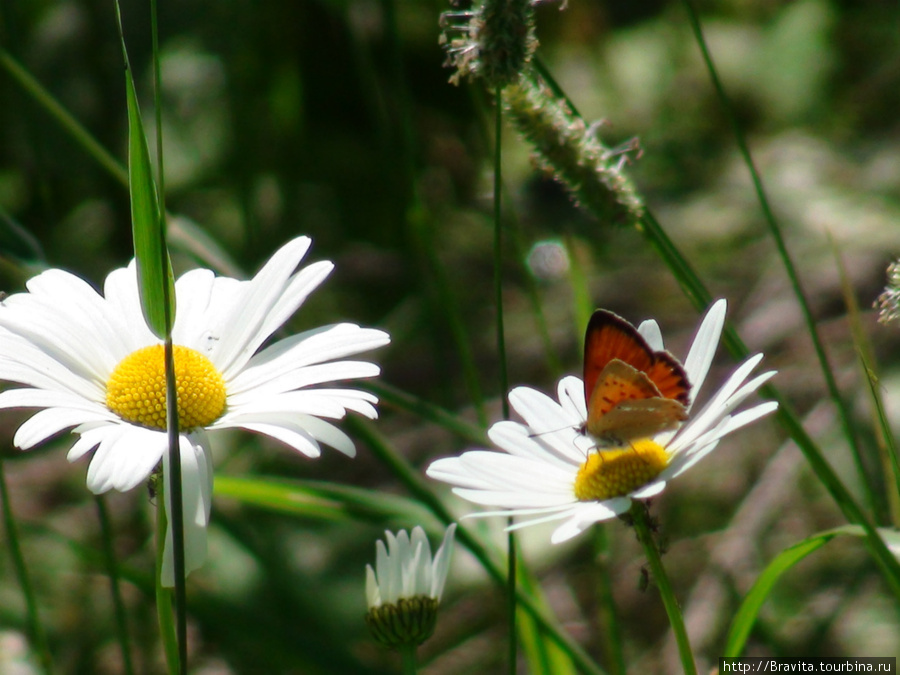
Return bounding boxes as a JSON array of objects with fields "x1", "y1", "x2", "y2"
[
  {"x1": 214, "y1": 475, "x2": 441, "y2": 531},
  {"x1": 117, "y1": 6, "x2": 173, "y2": 339},
  {"x1": 724, "y1": 525, "x2": 900, "y2": 657}
]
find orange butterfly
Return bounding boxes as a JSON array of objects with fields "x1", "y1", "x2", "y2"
[{"x1": 583, "y1": 309, "x2": 691, "y2": 446}]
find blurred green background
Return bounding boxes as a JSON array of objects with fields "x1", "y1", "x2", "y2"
[{"x1": 1, "y1": 0, "x2": 899, "y2": 672}]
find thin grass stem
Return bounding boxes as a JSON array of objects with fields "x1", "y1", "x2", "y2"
[
  {"x1": 0, "y1": 453, "x2": 53, "y2": 675},
  {"x1": 163, "y1": 339, "x2": 187, "y2": 675},
  {"x1": 507, "y1": 526, "x2": 518, "y2": 675},
  {"x1": 679, "y1": 0, "x2": 877, "y2": 519},
  {"x1": 494, "y1": 87, "x2": 510, "y2": 419},
  {"x1": 94, "y1": 495, "x2": 136, "y2": 675},
  {"x1": 494, "y1": 80, "x2": 518, "y2": 675},
  {"x1": 631, "y1": 502, "x2": 696, "y2": 675}
]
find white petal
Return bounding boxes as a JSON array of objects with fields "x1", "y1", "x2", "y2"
[
  {"x1": 67, "y1": 424, "x2": 118, "y2": 462},
  {"x1": 234, "y1": 421, "x2": 322, "y2": 458},
  {"x1": 224, "y1": 388, "x2": 379, "y2": 420},
  {"x1": 0, "y1": 334, "x2": 105, "y2": 402},
  {"x1": 683, "y1": 299, "x2": 726, "y2": 404},
  {"x1": 669, "y1": 354, "x2": 765, "y2": 453},
  {"x1": 13, "y1": 407, "x2": 112, "y2": 449},
  {"x1": 171, "y1": 269, "x2": 217, "y2": 349},
  {"x1": 487, "y1": 421, "x2": 582, "y2": 468},
  {"x1": 103, "y1": 264, "x2": 157, "y2": 350},
  {"x1": 161, "y1": 433, "x2": 213, "y2": 587},
  {"x1": 637, "y1": 319, "x2": 663, "y2": 351},
  {"x1": 2, "y1": 271, "x2": 120, "y2": 380},
  {"x1": 228, "y1": 360, "x2": 382, "y2": 403},
  {"x1": 0, "y1": 388, "x2": 108, "y2": 413},
  {"x1": 231, "y1": 324, "x2": 390, "y2": 391},
  {"x1": 211, "y1": 238, "x2": 333, "y2": 377},
  {"x1": 630, "y1": 480, "x2": 667, "y2": 499},
  {"x1": 430, "y1": 523, "x2": 456, "y2": 600},
  {"x1": 549, "y1": 500, "x2": 630, "y2": 543},
  {"x1": 85, "y1": 425, "x2": 166, "y2": 493},
  {"x1": 215, "y1": 411, "x2": 357, "y2": 456},
  {"x1": 365, "y1": 564, "x2": 381, "y2": 608}
]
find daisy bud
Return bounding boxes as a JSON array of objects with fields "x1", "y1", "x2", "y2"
[{"x1": 365, "y1": 524, "x2": 456, "y2": 648}]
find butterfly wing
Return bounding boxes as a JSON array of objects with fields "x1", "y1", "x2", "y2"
[
  {"x1": 583, "y1": 310, "x2": 655, "y2": 409},
  {"x1": 585, "y1": 359, "x2": 688, "y2": 443},
  {"x1": 583, "y1": 309, "x2": 691, "y2": 408},
  {"x1": 587, "y1": 397, "x2": 689, "y2": 445}
]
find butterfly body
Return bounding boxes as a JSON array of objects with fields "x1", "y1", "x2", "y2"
[{"x1": 583, "y1": 310, "x2": 691, "y2": 446}]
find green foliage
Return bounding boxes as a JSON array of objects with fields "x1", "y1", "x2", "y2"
[{"x1": 1, "y1": 0, "x2": 900, "y2": 673}]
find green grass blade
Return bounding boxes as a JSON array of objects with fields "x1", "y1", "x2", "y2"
[
  {"x1": 724, "y1": 533, "x2": 833, "y2": 657},
  {"x1": 214, "y1": 475, "x2": 440, "y2": 530},
  {"x1": 114, "y1": 3, "x2": 173, "y2": 339},
  {"x1": 124, "y1": 67, "x2": 172, "y2": 339},
  {"x1": 724, "y1": 525, "x2": 898, "y2": 657}
]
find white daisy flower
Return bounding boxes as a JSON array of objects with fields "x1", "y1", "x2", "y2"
[
  {"x1": 426, "y1": 300, "x2": 777, "y2": 543},
  {"x1": 365, "y1": 524, "x2": 456, "y2": 647},
  {"x1": 0, "y1": 236, "x2": 390, "y2": 585}
]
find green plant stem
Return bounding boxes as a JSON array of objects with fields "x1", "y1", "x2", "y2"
[
  {"x1": 507, "y1": 526, "x2": 518, "y2": 675},
  {"x1": 163, "y1": 339, "x2": 187, "y2": 675},
  {"x1": 155, "y1": 482, "x2": 179, "y2": 674},
  {"x1": 400, "y1": 643, "x2": 417, "y2": 675},
  {"x1": 494, "y1": 86, "x2": 510, "y2": 420},
  {"x1": 679, "y1": 0, "x2": 875, "y2": 518},
  {"x1": 146, "y1": 0, "x2": 186, "y2": 664},
  {"x1": 0, "y1": 454, "x2": 53, "y2": 675},
  {"x1": 630, "y1": 502, "x2": 696, "y2": 675},
  {"x1": 493, "y1": 82, "x2": 517, "y2": 675},
  {"x1": 94, "y1": 495, "x2": 135, "y2": 675}
]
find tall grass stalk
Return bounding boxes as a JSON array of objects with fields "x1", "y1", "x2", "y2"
[
  {"x1": 492, "y1": 80, "x2": 517, "y2": 673},
  {"x1": 150, "y1": 3, "x2": 188, "y2": 668},
  {"x1": 678, "y1": 0, "x2": 876, "y2": 520}
]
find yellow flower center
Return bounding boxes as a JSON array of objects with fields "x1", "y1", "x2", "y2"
[
  {"x1": 105, "y1": 345, "x2": 227, "y2": 430},
  {"x1": 573, "y1": 439, "x2": 669, "y2": 501}
]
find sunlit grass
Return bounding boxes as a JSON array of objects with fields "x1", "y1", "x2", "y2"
[{"x1": 1, "y1": 0, "x2": 899, "y2": 673}]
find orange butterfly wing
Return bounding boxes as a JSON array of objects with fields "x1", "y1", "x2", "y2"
[{"x1": 583, "y1": 310, "x2": 691, "y2": 443}]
